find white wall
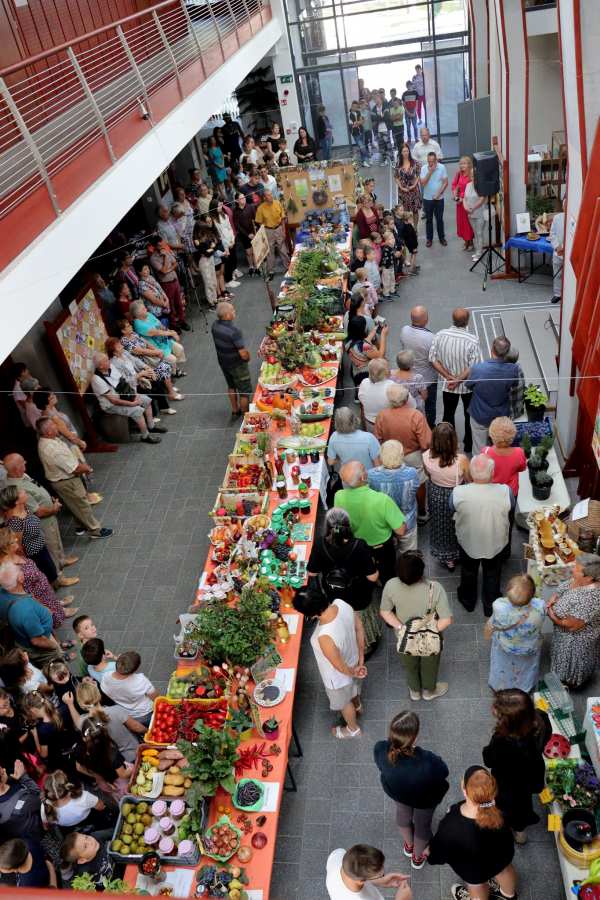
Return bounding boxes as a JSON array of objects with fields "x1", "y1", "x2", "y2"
[
  {"x1": 527, "y1": 34, "x2": 563, "y2": 150},
  {"x1": 0, "y1": 17, "x2": 282, "y2": 365}
]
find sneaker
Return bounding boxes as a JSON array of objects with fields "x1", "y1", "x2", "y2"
[
  {"x1": 417, "y1": 511, "x2": 430, "y2": 525},
  {"x1": 451, "y1": 886, "x2": 470, "y2": 900},
  {"x1": 162, "y1": 408, "x2": 177, "y2": 415},
  {"x1": 173, "y1": 326, "x2": 182, "y2": 335},
  {"x1": 233, "y1": 269, "x2": 243, "y2": 278},
  {"x1": 422, "y1": 682, "x2": 449, "y2": 700},
  {"x1": 226, "y1": 280, "x2": 240, "y2": 288},
  {"x1": 141, "y1": 433, "x2": 162, "y2": 444},
  {"x1": 512, "y1": 828, "x2": 527, "y2": 844},
  {"x1": 151, "y1": 424, "x2": 168, "y2": 433},
  {"x1": 409, "y1": 689, "x2": 421, "y2": 701},
  {"x1": 179, "y1": 321, "x2": 191, "y2": 331},
  {"x1": 489, "y1": 887, "x2": 517, "y2": 900},
  {"x1": 404, "y1": 269, "x2": 418, "y2": 276},
  {"x1": 383, "y1": 295, "x2": 394, "y2": 302},
  {"x1": 403, "y1": 843, "x2": 414, "y2": 858},
  {"x1": 208, "y1": 305, "x2": 217, "y2": 313},
  {"x1": 75, "y1": 527, "x2": 87, "y2": 537},
  {"x1": 90, "y1": 528, "x2": 114, "y2": 540},
  {"x1": 153, "y1": 417, "x2": 161, "y2": 423},
  {"x1": 411, "y1": 854, "x2": 425, "y2": 870},
  {"x1": 379, "y1": 159, "x2": 387, "y2": 166},
  {"x1": 551, "y1": 295, "x2": 561, "y2": 303},
  {"x1": 362, "y1": 161, "x2": 370, "y2": 168},
  {"x1": 353, "y1": 397, "x2": 361, "y2": 404}
]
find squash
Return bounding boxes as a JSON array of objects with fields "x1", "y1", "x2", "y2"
[
  {"x1": 272, "y1": 393, "x2": 292, "y2": 414},
  {"x1": 256, "y1": 400, "x2": 273, "y2": 413}
]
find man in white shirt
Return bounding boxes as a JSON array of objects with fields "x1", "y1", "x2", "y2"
[
  {"x1": 257, "y1": 162, "x2": 279, "y2": 199},
  {"x1": 549, "y1": 201, "x2": 565, "y2": 303},
  {"x1": 399, "y1": 306, "x2": 438, "y2": 427},
  {"x1": 326, "y1": 845, "x2": 410, "y2": 900},
  {"x1": 91, "y1": 352, "x2": 165, "y2": 444},
  {"x1": 412, "y1": 127, "x2": 443, "y2": 170}
]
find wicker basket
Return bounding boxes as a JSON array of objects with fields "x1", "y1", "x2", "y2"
[{"x1": 567, "y1": 499, "x2": 600, "y2": 543}]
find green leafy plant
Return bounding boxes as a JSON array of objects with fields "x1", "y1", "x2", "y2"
[
  {"x1": 534, "y1": 471, "x2": 554, "y2": 486},
  {"x1": 286, "y1": 195, "x2": 298, "y2": 215},
  {"x1": 178, "y1": 725, "x2": 240, "y2": 805},
  {"x1": 71, "y1": 873, "x2": 139, "y2": 894},
  {"x1": 228, "y1": 707, "x2": 254, "y2": 734},
  {"x1": 540, "y1": 433, "x2": 555, "y2": 453},
  {"x1": 524, "y1": 384, "x2": 548, "y2": 408},
  {"x1": 520, "y1": 433, "x2": 532, "y2": 456},
  {"x1": 528, "y1": 454, "x2": 547, "y2": 471},
  {"x1": 526, "y1": 196, "x2": 556, "y2": 219},
  {"x1": 264, "y1": 714, "x2": 281, "y2": 732},
  {"x1": 190, "y1": 591, "x2": 275, "y2": 667}
]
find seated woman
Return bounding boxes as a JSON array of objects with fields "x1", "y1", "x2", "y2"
[
  {"x1": 0, "y1": 529, "x2": 77, "y2": 628},
  {"x1": 0, "y1": 486, "x2": 59, "y2": 587},
  {"x1": 134, "y1": 261, "x2": 171, "y2": 323},
  {"x1": 32, "y1": 388, "x2": 101, "y2": 505},
  {"x1": 129, "y1": 301, "x2": 186, "y2": 378},
  {"x1": 104, "y1": 337, "x2": 183, "y2": 416}
]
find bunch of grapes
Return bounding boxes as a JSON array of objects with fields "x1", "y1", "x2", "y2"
[
  {"x1": 242, "y1": 500, "x2": 255, "y2": 515},
  {"x1": 268, "y1": 590, "x2": 280, "y2": 613},
  {"x1": 199, "y1": 866, "x2": 217, "y2": 886},
  {"x1": 273, "y1": 544, "x2": 291, "y2": 561}
]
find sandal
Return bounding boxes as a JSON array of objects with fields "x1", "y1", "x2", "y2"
[
  {"x1": 170, "y1": 393, "x2": 186, "y2": 400},
  {"x1": 174, "y1": 370, "x2": 188, "y2": 378},
  {"x1": 63, "y1": 651, "x2": 77, "y2": 661},
  {"x1": 332, "y1": 725, "x2": 362, "y2": 739},
  {"x1": 60, "y1": 639, "x2": 78, "y2": 650},
  {"x1": 63, "y1": 607, "x2": 79, "y2": 617},
  {"x1": 355, "y1": 702, "x2": 364, "y2": 716},
  {"x1": 445, "y1": 562, "x2": 456, "y2": 572},
  {"x1": 88, "y1": 493, "x2": 103, "y2": 505}
]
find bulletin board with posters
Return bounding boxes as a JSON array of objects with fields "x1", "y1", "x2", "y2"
[
  {"x1": 44, "y1": 282, "x2": 117, "y2": 452},
  {"x1": 276, "y1": 158, "x2": 360, "y2": 226}
]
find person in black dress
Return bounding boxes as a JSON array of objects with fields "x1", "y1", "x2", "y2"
[
  {"x1": 374, "y1": 710, "x2": 448, "y2": 869},
  {"x1": 427, "y1": 765, "x2": 517, "y2": 900},
  {"x1": 307, "y1": 507, "x2": 380, "y2": 655},
  {"x1": 482, "y1": 688, "x2": 551, "y2": 843}
]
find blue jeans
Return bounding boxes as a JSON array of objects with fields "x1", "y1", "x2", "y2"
[
  {"x1": 423, "y1": 198, "x2": 445, "y2": 241},
  {"x1": 352, "y1": 132, "x2": 370, "y2": 163},
  {"x1": 424, "y1": 381, "x2": 438, "y2": 428},
  {"x1": 320, "y1": 137, "x2": 333, "y2": 160},
  {"x1": 405, "y1": 114, "x2": 419, "y2": 141}
]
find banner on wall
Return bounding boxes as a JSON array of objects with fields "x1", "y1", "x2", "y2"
[{"x1": 592, "y1": 400, "x2": 600, "y2": 470}]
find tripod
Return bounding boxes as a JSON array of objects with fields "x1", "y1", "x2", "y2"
[
  {"x1": 184, "y1": 265, "x2": 209, "y2": 334},
  {"x1": 470, "y1": 196, "x2": 505, "y2": 290}
]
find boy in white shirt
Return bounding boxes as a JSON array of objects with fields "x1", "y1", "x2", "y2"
[
  {"x1": 326, "y1": 845, "x2": 411, "y2": 900},
  {"x1": 101, "y1": 651, "x2": 158, "y2": 727}
]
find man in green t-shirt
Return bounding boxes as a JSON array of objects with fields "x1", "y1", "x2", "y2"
[
  {"x1": 389, "y1": 97, "x2": 405, "y2": 157},
  {"x1": 335, "y1": 461, "x2": 406, "y2": 586}
]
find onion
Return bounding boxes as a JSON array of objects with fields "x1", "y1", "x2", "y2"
[
  {"x1": 251, "y1": 832, "x2": 268, "y2": 849},
  {"x1": 237, "y1": 845, "x2": 253, "y2": 863}
]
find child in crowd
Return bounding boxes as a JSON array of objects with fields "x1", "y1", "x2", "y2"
[
  {"x1": 81, "y1": 639, "x2": 117, "y2": 686},
  {"x1": 375, "y1": 202, "x2": 385, "y2": 222},
  {"x1": 41, "y1": 769, "x2": 116, "y2": 839},
  {"x1": 383, "y1": 215, "x2": 404, "y2": 277},
  {"x1": 273, "y1": 138, "x2": 288, "y2": 164},
  {"x1": 73, "y1": 616, "x2": 114, "y2": 680},
  {"x1": 0, "y1": 838, "x2": 56, "y2": 888},
  {"x1": 0, "y1": 648, "x2": 57, "y2": 703},
  {"x1": 348, "y1": 243, "x2": 367, "y2": 284},
  {"x1": 369, "y1": 231, "x2": 383, "y2": 266},
  {"x1": 23, "y1": 691, "x2": 80, "y2": 772},
  {"x1": 380, "y1": 232, "x2": 399, "y2": 302},
  {"x1": 76, "y1": 718, "x2": 133, "y2": 802},
  {"x1": 393, "y1": 204, "x2": 405, "y2": 239},
  {"x1": 351, "y1": 268, "x2": 378, "y2": 315},
  {"x1": 75, "y1": 681, "x2": 146, "y2": 761},
  {"x1": 364, "y1": 245, "x2": 382, "y2": 296},
  {"x1": 43, "y1": 659, "x2": 100, "y2": 716},
  {"x1": 402, "y1": 210, "x2": 420, "y2": 275},
  {"x1": 359, "y1": 99, "x2": 373, "y2": 153},
  {"x1": 101, "y1": 651, "x2": 158, "y2": 728},
  {"x1": 60, "y1": 833, "x2": 113, "y2": 889}
]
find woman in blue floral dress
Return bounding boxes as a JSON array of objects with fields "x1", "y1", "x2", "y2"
[{"x1": 488, "y1": 574, "x2": 546, "y2": 692}]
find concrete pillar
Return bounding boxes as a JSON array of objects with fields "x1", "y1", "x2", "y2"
[
  {"x1": 469, "y1": 0, "x2": 489, "y2": 98},
  {"x1": 266, "y1": 0, "x2": 303, "y2": 145}
]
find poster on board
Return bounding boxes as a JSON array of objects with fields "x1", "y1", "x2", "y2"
[{"x1": 252, "y1": 226, "x2": 270, "y2": 269}]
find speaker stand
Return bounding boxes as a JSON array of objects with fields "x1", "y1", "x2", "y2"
[{"x1": 470, "y1": 197, "x2": 505, "y2": 290}]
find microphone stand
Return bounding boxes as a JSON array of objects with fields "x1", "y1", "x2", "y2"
[{"x1": 470, "y1": 196, "x2": 505, "y2": 290}]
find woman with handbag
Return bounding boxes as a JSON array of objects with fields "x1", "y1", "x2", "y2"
[
  {"x1": 482, "y1": 689, "x2": 551, "y2": 843},
  {"x1": 380, "y1": 550, "x2": 452, "y2": 701},
  {"x1": 374, "y1": 710, "x2": 449, "y2": 870},
  {"x1": 307, "y1": 508, "x2": 380, "y2": 656},
  {"x1": 487, "y1": 574, "x2": 545, "y2": 692}
]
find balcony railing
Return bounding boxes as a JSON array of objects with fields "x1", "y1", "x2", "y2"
[{"x1": 0, "y1": 0, "x2": 271, "y2": 268}]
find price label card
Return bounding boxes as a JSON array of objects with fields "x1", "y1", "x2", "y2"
[
  {"x1": 261, "y1": 781, "x2": 281, "y2": 811},
  {"x1": 548, "y1": 814, "x2": 561, "y2": 831},
  {"x1": 539, "y1": 788, "x2": 553, "y2": 804},
  {"x1": 535, "y1": 697, "x2": 549, "y2": 711},
  {"x1": 276, "y1": 668, "x2": 296, "y2": 691},
  {"x1": 282, "y1": 614, "x2": 299, "y2": 634}
]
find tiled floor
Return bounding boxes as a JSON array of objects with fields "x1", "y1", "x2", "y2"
[{"x1": 50, "y1": 160, "x2": 581, "y2": 900}]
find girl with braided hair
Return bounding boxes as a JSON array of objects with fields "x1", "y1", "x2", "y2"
[{"x1": 41, "y1": 770, "x2": 115, "y2": 838}]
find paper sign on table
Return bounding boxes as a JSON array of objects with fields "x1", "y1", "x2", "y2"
[
  {"x1": 539, "y1": 787, "x2": 553, "y2": 804},
  {"x1": 282, "y1": 614, "x2": 299, "y2": 634},
  {"x1": 247, "y1": 891, "x2": 264, "y2": 900},
  {"x1": 572, "y1": 498, "x2": 590, "y2": 521},
  {"x1": 261, "y1": 781, "x2": 281, "y2": 811},
  {"x1": 276, "y1": 668, "x2": 296, "y2": 691},
  {"x1": 548, "y1": 814, "x2": 561, "y2": 831},
  {"x1": 171, "y1": 868, "x2": 195, "y2": 897}
]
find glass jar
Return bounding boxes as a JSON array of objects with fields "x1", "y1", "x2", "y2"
[
  {"x1": 276, "y1": 478, "x2": 288, "y2": 499},
  {"x1": 298, "y1": 483, "x2": 308, "y2": 499},
  {"x1": 274, "y1": 454, "x2": 285, "y2": 476},
  {"x1": 286, "y1": 449, "x2": 297, "y2": 465},
  {"x1": 300, "y1": 500, "x2": 312, "y2": 515},
  {"x1": 310, "y1": 450, "x2": 320, "y2": 464},
  {"x1": 291, "y1": 466, "x2": 300, "y2": 485},
  {"x1": 280, "y1": 584, "x2": 294, "y2": 608},
  {"x1": 299, "y1": 450, "x2": 309, "y2": 465},
  {"x1": 303, "y1": 474, "x2": 312, "y2": 489}
]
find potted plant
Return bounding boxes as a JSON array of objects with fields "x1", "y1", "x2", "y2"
[
  {"x1": 532, "y1": 471, "x2": 554, "y2": 502},
  {"x1": 263, "y1": 715, "x2": 281, "y2": 740},
  {"x1": 524, "y1": 384, "x2": 548, "y2": 422},
  {"x1": 228, "y1": 707, "x2": 254, "y2": 742},
  {"x1": 520, "y1": 433, "x2": 532, "y2": 460},
  {"x1": 527, "y1": 453, "x2": 549, "y2": 483},
  {"x1": 537, "y1": 433, "x2": 555, "y2": 459}
]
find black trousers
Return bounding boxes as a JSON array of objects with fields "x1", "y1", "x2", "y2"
[
  {"x1": 138, "y1": 381, "x2": 171, "y2": 413},
  {"x1": 457, "y1": 546, "x2": 504, "y2": 616},
  {"x1": 442, "y1": 391, "x2": 472, "y2": 451},
  {"x1": 371, "y1": 536, "x2": 397, "y2": 588}
]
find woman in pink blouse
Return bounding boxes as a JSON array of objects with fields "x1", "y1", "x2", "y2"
[
  {"x1": 452, "y1": 157, "x2": 475, "y2": 251},
  {"x1": 356, "y1": 195, "x2": 380, "y2": 241}
]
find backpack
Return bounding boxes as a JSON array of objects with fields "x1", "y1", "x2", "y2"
[{"x1": 322, "y1": 541, "x2": 360, "y2": 605}]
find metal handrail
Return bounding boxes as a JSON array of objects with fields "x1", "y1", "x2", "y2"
[{"x1": 0, "y1": 0, "x2": 271, "y2": 226}]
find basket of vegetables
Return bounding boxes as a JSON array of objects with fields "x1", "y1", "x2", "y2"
[{"x1": 145, "y1": 698, "x2": 229, "y2": 747}]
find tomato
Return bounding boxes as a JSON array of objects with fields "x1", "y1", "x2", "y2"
[
  {"x1": 212, "y1": 685, "x2": 224, "y2": 698},
  {"x1": 156, "y1": 701, "x2": 169, "y2": 713},
  {"x1": 166, "y1": 715, "x2": 176, "y2": 727}
]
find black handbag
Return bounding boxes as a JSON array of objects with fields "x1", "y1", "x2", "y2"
[
  {"x1": 325, "y1": 465, "x2": 342, "y2": 507},
  {"x1": 94, "y1": 369, "x2": 135, "y2": 403}
]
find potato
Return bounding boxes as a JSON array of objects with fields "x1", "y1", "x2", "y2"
[
  {"x1": 169, "y1": 767, "x2": 181, "y2": 776},
  {"x1": 164, "y1": 774, "x2": 185, "y2": 787},
  {"x1": 183, "y1": 778, "x2": 192, "y2": 789},
  {"x1": 162, "y1": 785, "x2": 185, "y2": 797}
]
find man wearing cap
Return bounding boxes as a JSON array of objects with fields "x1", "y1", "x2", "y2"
[{"x1": 222, "y1": 113, "x2": 244, "y2": 163}]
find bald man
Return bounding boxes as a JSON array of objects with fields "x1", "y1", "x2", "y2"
[
  {"x1": 211, "y1": 301, "x2": 252, "y2": 418},
  {"x1": 4, "y1": 453, "x2": 78, "y2": 574},
  {"x1": 398, "y1": 306, "x2": 438, "y2": 427}
]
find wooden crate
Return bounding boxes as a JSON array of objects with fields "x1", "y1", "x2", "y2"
[
  {"x1": 221, "y1": 454, "x2": 268, "y2": 491},
  {"x1": 212, "y1": 490, "x2": 269, "y2": 518}
]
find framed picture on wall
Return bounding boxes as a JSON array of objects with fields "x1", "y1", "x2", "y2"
[{"x1": 158, "y1": 170, "x2": 171, "y2": 197}]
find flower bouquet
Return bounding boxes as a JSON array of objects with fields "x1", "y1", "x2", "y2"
[{"x1": 545, "y1": 759, "x2": 600, "y2": 810}]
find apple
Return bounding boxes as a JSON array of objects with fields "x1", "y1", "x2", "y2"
[{"x1": 288, "y1": 552, "x2": 297, "y2": 562}]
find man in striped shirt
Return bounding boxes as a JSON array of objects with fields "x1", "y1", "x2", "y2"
[{"x1": 428, "y1": 308, "x2": 480, "y2": 452}]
